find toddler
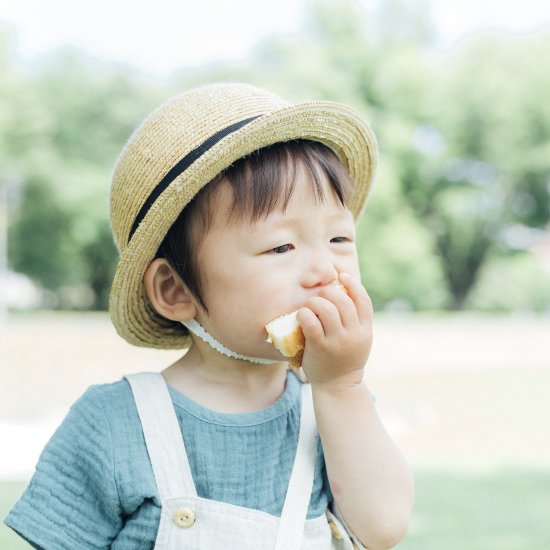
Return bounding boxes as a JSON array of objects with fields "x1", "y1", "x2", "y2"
[{"x1": 4, "y1": 83, "x2": 414, "y2": 549}]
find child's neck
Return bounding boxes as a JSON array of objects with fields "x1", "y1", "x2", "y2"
[{"x1": 161, "y1": 345, "x2": 289, "y2": 414}]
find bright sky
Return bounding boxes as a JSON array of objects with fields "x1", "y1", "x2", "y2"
[{"x1": 1, "y1": 0, "x2": 549, "y2": 77}]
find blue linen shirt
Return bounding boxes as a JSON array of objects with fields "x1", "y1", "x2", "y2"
[{"x1": 4, "y1": 369, "x2": 333, "y2": 549}]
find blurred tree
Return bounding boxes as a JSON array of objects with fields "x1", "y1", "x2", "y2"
[
  {"x1": 29, "y1": 48, "x2": 167, "y2": 167},
  {"x1": 396, "y1": 32, "x2": 550, "y2": 308},
  {"x1": 8, "y1": 175, "x2": 78, "y2": 290},
  {"x1": 2, "y1": 40, "x2": 167, "y2": 308},
  {"x1": 80, "y1": 218, "x2": 118, "y2": 309}
]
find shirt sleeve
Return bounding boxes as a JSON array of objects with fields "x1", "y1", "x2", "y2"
[{"x1": 3, "y1": 385, "x2": 123, "y2": 549}]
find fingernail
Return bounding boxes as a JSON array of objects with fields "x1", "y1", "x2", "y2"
[{"x1": 340, "y1": 272, "x2": 349, "y2": 280}]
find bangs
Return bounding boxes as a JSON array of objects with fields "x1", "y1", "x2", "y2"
[{"x1": 203, "y1": 139, "x2": 355, "y2": 228}]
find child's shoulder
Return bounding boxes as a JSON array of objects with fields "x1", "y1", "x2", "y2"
[
  {"x1": 73, "y1": 376, "x2": 133, "y2": 409},
  {"x1": 48, "y1": 376, "x2": 146, "y2": 463},
  {"x1": 66, "y1": 376, "x2": 138, "y2": 431}
]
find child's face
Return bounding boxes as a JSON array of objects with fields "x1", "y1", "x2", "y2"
[{"x1": 193, "y1": 163, "x2": 361, "y2": 361}]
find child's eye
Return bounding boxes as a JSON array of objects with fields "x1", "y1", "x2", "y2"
[
  {"x1": 266, "y1": 238, "x2": 350, "y2": 254},
  {"x1": 331, "y1": 236, "x2": 351, "y2": 243},
  {"x1": 266, "y1": 244, "x2": 294, "y2": 254}
]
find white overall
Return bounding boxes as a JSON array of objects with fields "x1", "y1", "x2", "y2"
[{"x1": 126, "y1": 372, "x2": 366, "y2": 550}]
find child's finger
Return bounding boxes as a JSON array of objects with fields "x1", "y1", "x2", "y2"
[
  {"x1": 318, "y1": 284, "x2": 358, "y2": 328},
  {"x1": 296, "y1": 306, "x2": 324, "y2": 340},
  {"x1": 302, "y1": 296, "x2": 341, "y2": 336},
  {"x1": 338, "y1": 272, "x2": 373, "y2": 323}
]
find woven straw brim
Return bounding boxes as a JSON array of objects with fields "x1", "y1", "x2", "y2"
[{"x1": 109, "y1": 101, "x2": 378, "y2": 349}]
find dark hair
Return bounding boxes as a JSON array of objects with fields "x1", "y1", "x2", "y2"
[{"x1": 155, "y1": 139, "x2": 354, "y2": 314}]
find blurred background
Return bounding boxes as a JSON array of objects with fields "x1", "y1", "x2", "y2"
[{"x1": 0, "y1": 0, "x2": 549, "y2": 548}]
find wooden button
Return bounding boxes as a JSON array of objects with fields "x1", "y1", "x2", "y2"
[{"x1": 173, "y1": 507, "x2": 195, "y2": 528}]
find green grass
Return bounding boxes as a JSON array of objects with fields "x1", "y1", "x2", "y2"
[
  {"x1": 399, "y1": 468, "x2": 550, "y2": 549},
  {"x1": 1, "y1": 482, "x2": 30, "y2": 549},
  {"x1": 2, "y1": 468, "x2": 550, "y2": 549}
]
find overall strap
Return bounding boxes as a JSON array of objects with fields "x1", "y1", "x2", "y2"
[
  {"x1": 275, "y1": 382, "x2": 318, "y2": 550},
  {"x1": 126, "y1": 372, "x2": 197, "y2": 501}
]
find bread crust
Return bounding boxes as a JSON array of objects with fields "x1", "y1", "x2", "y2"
[
  {"x1": 281, "y1": 326, "x2": 305, "y2": 367},
  {"x1": 265, "y1": 313, "x2": 305, "y2": 367}
]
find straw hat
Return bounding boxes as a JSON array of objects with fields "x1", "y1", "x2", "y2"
[{"x1": 109, "y1": 82, "x2": 378, "y2": 349}]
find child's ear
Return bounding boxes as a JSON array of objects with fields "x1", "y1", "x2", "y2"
[{"x1": 143, "y1": 258, "x2": 198, "y2": 321}]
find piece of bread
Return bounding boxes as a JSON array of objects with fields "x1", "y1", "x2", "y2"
[
  {"x1": 265, "y1": 283, "x2": 348, "y2": 368},
  {"x1": 265, "y1": 310, "x2": 305, "y2": 368}
]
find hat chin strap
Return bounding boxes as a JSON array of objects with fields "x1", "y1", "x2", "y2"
[{"x1": 181, "y1": 319, "x2": 279, "y2": 365}]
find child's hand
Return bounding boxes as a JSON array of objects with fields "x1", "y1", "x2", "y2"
[{"x1": 296, "y1": 272, "x2": 373, "y2": 389}]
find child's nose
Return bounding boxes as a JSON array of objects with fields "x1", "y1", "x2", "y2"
[{"x1": 303, "y1": 254, "x2": 339, "y2": 288}]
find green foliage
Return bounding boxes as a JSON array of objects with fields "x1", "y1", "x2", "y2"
[
  {"x1": 80, "y1": 218, "x2": 118, "y2": 309},
  {"x1": 28, "y1": 48, "x2": 167, "y2": 167},
  {"x1": 467, "y1": 251, "x2": 550, "y2": 312},
  {"x1": 1, "y1": 37, "x2": 168, "y2": 308},
  {"x1": 8, "y1": 176, "x2": 80, "y2": 290},
  {"x1": 425, "y1": 32, "x2": 550, "y2": 230},
  {"x1": 357, "y1": 160, "x2": 447, "y2": 310}
]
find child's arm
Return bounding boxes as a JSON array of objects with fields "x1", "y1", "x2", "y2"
[
  {"x1": 297, "y1": 273, "x2": 414, "y2": 549},
  {"x1": 313, "y1": 382, "x2": 413, "y2": 549}
]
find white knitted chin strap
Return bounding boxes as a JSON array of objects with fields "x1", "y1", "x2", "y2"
[{"x1": 181, "y1": 319, "x2": 279, "y2": 365}]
